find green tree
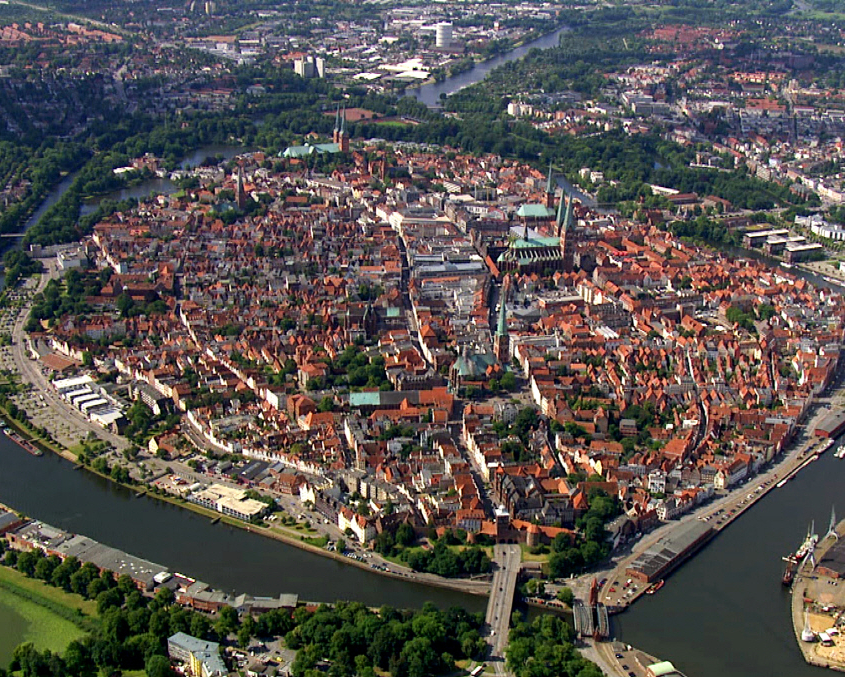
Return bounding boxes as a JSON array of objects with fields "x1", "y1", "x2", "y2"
[
  {"x1": 145, "y1": 654, "x2": 174, "y2": 677},
  {"x1": 556, "y1": 587, "x2": 575, "y2": 606}
]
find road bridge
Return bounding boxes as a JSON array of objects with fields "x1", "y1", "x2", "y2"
[{"x1": 485, "y1": 544, "x2": 521, "y2": 675}]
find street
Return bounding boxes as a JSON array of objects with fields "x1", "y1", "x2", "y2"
[{"x1": 485, "y1": 544, "x2": 521, "y2": 676}]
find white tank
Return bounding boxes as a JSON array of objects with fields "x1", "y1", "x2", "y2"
[{"x1": 435, "y1": 22, "x2": 453, "y2": 49}]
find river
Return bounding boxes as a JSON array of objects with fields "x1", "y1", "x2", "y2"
[
  {"x1": 616, "y1": 446, "x2": 844, "y2": 677},
  {"x1": 0, "y1": 436, "x2": 485, "y2": 613},
  {"x1": 404, "y1": 24, "x2": 571, "y2": 107}
]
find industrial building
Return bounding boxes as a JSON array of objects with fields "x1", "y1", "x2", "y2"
[
  {"x1": 814, "y1": 410, "x2": 845, "y2": 439},
  {"x1": 626, "y1": 521, "x2": 714, "y2": 583}
]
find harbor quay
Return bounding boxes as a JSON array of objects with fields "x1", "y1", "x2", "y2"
[
  {"x1": 791, "y1": 518, "x2": 845, "y2": 672},
  {"x1": 0, "y1": 502, "x2": 300, "y2": 614},
  {"x1": 598, "y1": 425, "x2": 835, "y2": 613}
]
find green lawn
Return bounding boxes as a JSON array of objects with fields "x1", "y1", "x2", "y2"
[{"x1": 0, "y1": 584, "x2": 87, "y2": 663}]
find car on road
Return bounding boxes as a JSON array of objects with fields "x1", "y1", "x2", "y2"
[{"x1": 615, "y1": 654, "x2": 624, "y2": 659}]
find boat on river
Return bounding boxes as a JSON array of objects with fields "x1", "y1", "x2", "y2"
[
  {"x1": 5, "y1": 429, "x2": 43, "y2": 456},
  {"x1": 782, "y1": 556, "x2": 797, "y2": 586},
  {"x1": 817, "y1": 439, "x2": 836, "y2": 455},
  {"x1": 646, "y1": 580, "x2": 665, "y2": 595},
  {"x1": 783, "y1": 522, "x2": 819, "y2": 584},
  {"x1": 834, "y1": 445, "x2": 845, "y2": 459}
]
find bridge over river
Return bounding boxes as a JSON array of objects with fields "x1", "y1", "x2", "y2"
[{"x1": 485, "y1": 544, "x2": 521, "y2": 675}]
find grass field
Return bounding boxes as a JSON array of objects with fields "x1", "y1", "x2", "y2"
[
  {"x1": 0, "y1": 565, "x2": 98, "y2": 618},
  {"x1": 0, "y1": 587, "x2": 87, "y2": 663},
  {"x1": 0, "y1": 565, "x2": 97, "y2": 665}
]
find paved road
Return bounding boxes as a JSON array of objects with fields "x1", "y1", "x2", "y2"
[
  {"x1": 485, "y1": 544, "x2": 521, "y2": 675},
  {"x1": 10, "y1": 263, "x2": 128, "y2": 452}
]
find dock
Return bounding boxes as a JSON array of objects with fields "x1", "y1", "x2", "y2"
[{"x1": 791, "y1": 518, "x2": 845, "y2": 671}]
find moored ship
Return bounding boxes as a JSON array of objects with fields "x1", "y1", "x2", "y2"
[
  {"x1": 817, "y1": 439, "x2": 836, "y2": 455},
  {"x1": 782, "y1": 556, "x2": 797, "y2": 586},
  {"x1": 646, "y1": 580, "x2": 665, "y2": 595},
  {"x1": 783, "y1": 522, "x2": 819, "y2": 585},
  {"x1": 5, "y1": 429, "x2": 43, "y2": 456}
]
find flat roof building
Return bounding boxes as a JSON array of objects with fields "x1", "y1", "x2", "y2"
[
  {"x1": 626, "y1": 521, "x2": 714, "y2": 583},
  {"x1": 814, "y1": 410, "x2": 845, "y2": 439},
  {"x1": 168, "y1": 633, "x2": 227, "y2": 677}
]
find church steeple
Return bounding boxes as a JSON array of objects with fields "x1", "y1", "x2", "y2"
[
  {"x1": 555, "y1": 190, "x2": 567, "y2": 236},
  {"x1": 559, "y1": 193, "x2": 576, "y2": 272},
  {"x1": 332, "y1": 104, "x2": 341, "y2": 144},
  {"x1": 235, "y1": 166, "x2": 246, "y2": 209},
  {"x1": 497, "y1": 292, "x2": 508, "y2": 338},
  {"x1": 494, "y1": 277, "x2": 510, "y2": 363},
  {"x1": 543, "y1": 162, "x2": 555, "y2": 209},
  {"x1": 338, "y1": 105, "x2": 349, "y2": 153}
]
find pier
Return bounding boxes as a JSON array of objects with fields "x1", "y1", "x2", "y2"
[{"x1": 791, "y1": 516, "x2": 845, "y2": 672}]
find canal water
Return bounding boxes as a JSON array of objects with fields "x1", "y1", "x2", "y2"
[
  {"x1": 0, "y1": 600, "x2": 28, "y2": 664},
  {"x1": 405, "y1": 24, "x2": 571, "y2": 107},
  {"x1": 79, "y1": 145, "x2": 243, "y2": 217},
  {"x1": 616, "y1": 447, "x2": 845, "y2": 677},
  {"x1": 0, "y1": 436, "x2": 486, "y2": 613}
]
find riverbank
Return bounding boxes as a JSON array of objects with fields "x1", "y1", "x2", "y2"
[
  {"x1": 601, "y1": 408, "x2": 833, "y2": 613},
  {"x1": 2, "y1": 433, "x2": 493, "y2": 600},
  {"x1": 791, "y1": 519, "x2": 845, "y2": 672},
  {"x1": 0, "y1": 379, "x2": 491, "y2": 601},
  {"x1": 405, "y1": 23, "x2": 570, "y2": 106},
  {"x1": 797, "y1": 260, "x2": 845, "y2": 284},
  {"x1": 585, "y1": 386, "x2": 845, "y2": 677}
]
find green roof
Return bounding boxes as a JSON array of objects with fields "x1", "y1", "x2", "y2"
[
  {"x1": 349, "y1": 392, "x2": 381, "y2": 407},
  {"x1": 516, "y1": 203, "x2": 553, "y2": 218},
  {"x1": 282, "y1": 143, "x2": 341, "y2": 158},
  {"x1": 648, "y1": 661, "x2": 678, "y2": 677},
  {"x1": 511, "y1": 235, "x2": 560, "y2": 248}
]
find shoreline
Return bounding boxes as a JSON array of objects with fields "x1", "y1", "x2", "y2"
[
  {"x1": 0, "y1": 268, "x2": 494, "y2": 602},
  {"x1": 1, "y1": 428, "x2": 491, "y2": 600},
  {"x1": 589, "y1": 386, "x2": 845, "y2": 677},
  {"x1": 403, "y1": 22, "x2": 569, "y2": 101}
]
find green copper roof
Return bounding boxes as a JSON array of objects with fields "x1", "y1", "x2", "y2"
[
  {"x1": 282, "y1": 143, "x2": 341, "y2": 158},
  {"x1": 349, "y1": 392, "x2": 381, "y2": 407},
  {"x1": 511, "y1": 235, "x2": 560, "y2": 248},
  {"x1": 516, "y1": 203, "x2": 553, "y2": 218},
  {"x1": 497, "y1": 295, "x2": 507, "y2": 337}
]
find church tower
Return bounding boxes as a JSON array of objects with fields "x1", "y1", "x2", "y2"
[
  {"x1": 543, "y1": 162, "x2": 555, "y2": 209},
  {"x1": 332, "y1": 105, "x2": 341, "y2": 144},
  {"x1": 338, "y1": 106, "x2": 349, "y2": 153},
  {"x1": 235, "y1": 166, "x2": 246, "y2": 209},
  {"x1": 558, "y1": 193, "x2": 575, "y2": 272},
  {"x1": 494, "y1": 277, "x2": 510, "y2": 364}
]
